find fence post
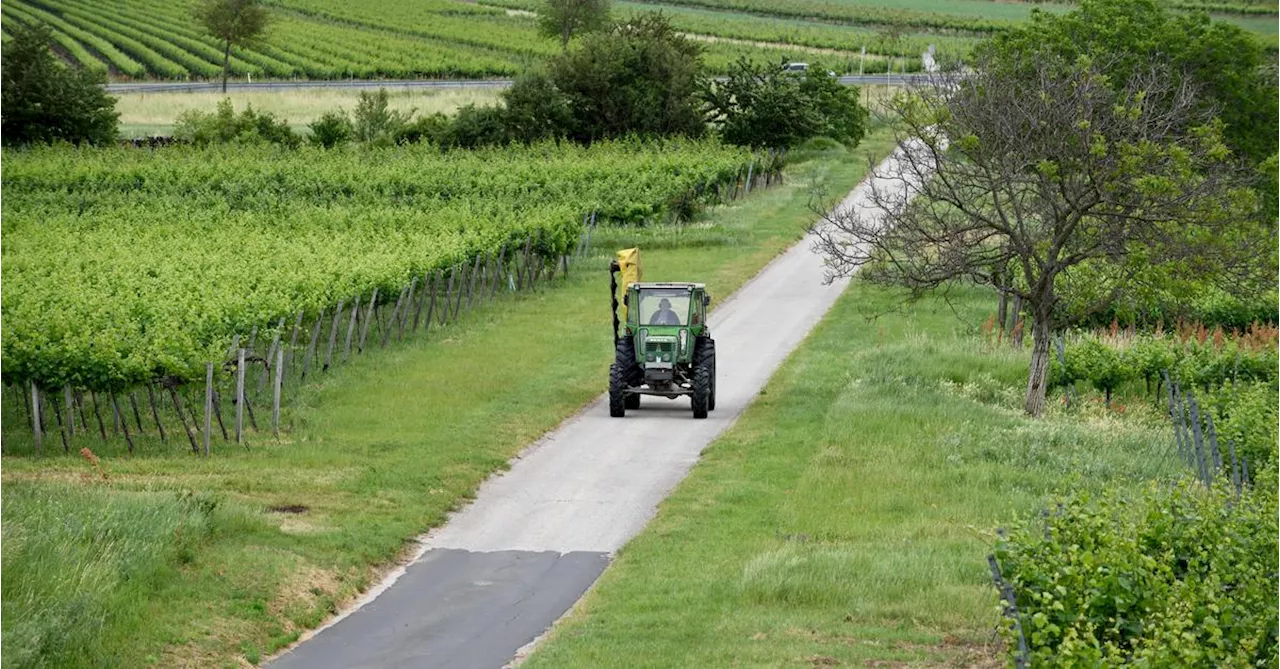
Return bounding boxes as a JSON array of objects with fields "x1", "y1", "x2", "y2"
[
  {"x1": 344, "y1": 294, "x2": 362, "y2": 362},
  {"x1": 111, "y1": 391, "x2": 134, "y2": 454},
  {"x1": 401, "y1": 278, "x2": 418, "y2": 337},
  {"x1": 260, "y1": 317, "x2": 285, "y2": 395},
  {"x1": 1187, "y1": 393, "x2": 1209, "y2": 486},
  {"x1": 273, "y1": 347, "x2": 283, "y2": 438},
  {"x1": 235, "y1": 348, "x2": 246, "y2": 445},
  {"x1": 324, "y1": 299, "x2": 345, "y2": 371},
  {"x1": 441, "y1": 268, "x2": 456, "y2": 325},
  {"x1": 424, "y1": 271, "x2": 439, "y2": 331},
  {"x1": 147, "y1": 382, "x2": 167, "y2": 443},
  {"x1": 383, "y1": 287, "x2": 407, "y2": 347},
  {"x1": 64, "y1": 385, "x2": 75, "y2": 437},
  {"x1": 302, "y1": 310, "x2": 325, "y2": 380},
  {"x1": 988, "y1": 553, "x2": 1029, "y2": 669},
  {"x1": 359, "y1": 289, "x2": 378, "y2": 352},
  {"x1": 30, "y1": 381, "x2": 42, "y2": 455},
  {"x1": 204, "y1": 363, "x2": 214, "y2": 456},
  {"x1": 452, "y1": 264, "x2": 467, "y2": 321},
  {"x1": 466, "y1": 254, "x2": 482, "y2": 314}
]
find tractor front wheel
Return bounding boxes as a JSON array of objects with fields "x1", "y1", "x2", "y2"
[
  {"x1": 691, "y1": 344, "x2": 713, "y2": 419},
  {"x1": 610, "y1": 338, "x2": 640, "y2": 418},
  {"x1": 609, "y1": 362, "x2": 628, "y2": 417}
]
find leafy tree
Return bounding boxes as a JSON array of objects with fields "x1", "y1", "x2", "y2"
[
  {"x1": 438, "y1": 104, "x2": 509, "y2": 149},
  {"x1": 537, "y1": 0, "x2": 610, "y2": 50},
  {"x1": 1, "y1": 22, "x2": 118, "y2": 146},
  {"x1": 812, "y1": 49, "x2": 1262, "y2": 417},
  {"x1": 501, "y1": 71, "x2": 572, "y2": 144},
  {"x1": 173, "y1": 98, "x2": 300, "y2": 147},
  {"x1": 194, "y1": 0, "x2": 270, "y2": 94},
  {"x1": 988, "y1": 0, "x2": 1277, "y2": 170},
  {"x1": 704, "y1": 58, "x2": 866, "y2": 149},
  {"x1": 550, "y1": 12, "x2": 705, "y2": 143}
]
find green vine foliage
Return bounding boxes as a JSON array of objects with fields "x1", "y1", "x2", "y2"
[
  {"x1": 2, "y1": 139, "x2": 754, "y2": 392},
  {"x1": 1050, "y1": 328, "x2": 1278, "y2": 474},
  {"x1": 996, "y1": 479, "x2": 1278, "y2": 667}
]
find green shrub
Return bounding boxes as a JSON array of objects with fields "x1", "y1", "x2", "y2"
[
  {"x1": 438, "y1": 104, "x2": 509, "y2": 149},
  {"x1": 173, "y1": 98, "x2": 300, "y2": 148},
  {"x1": 393, "y1": 112, "x2": 451, "y2": 145},
  {"x1": 307, "y1": 110, "x2": 353, "y2": 149},
  {"x1": 352, "y1": 88, "x2": 411, "y2": 146},
  {"x1": 995, "y1": 479, "x2": 1278, "y2": 667}
]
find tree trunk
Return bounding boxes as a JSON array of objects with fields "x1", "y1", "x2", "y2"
[
  {"x1": 1023, "y1": 310, "x2": 1052, "y2": 417},
  {"x1": 222, "y1": 41, "x2": 231, "y2": 94},
  {"x1": 561, "y1": 25, "x2": 571, "y2": 50}
]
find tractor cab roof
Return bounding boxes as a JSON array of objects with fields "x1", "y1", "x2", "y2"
[{"x1": 629, "y1": 282, "x2": 706, "y2": 290}]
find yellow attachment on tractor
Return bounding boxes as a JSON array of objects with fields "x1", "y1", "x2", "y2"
[{"x1": 610, "y1": 248, "x2": 642, "y2": 343}]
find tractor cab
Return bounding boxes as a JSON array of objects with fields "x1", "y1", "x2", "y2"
[{"x1": 608, "y1": 250, "x2": 717, "y2": 419}]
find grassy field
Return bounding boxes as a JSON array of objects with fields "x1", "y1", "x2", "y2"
[
  {"x1": 521, "y1": 282, "x2": 1180, "y2": 667},
  {"x1": 113, "y1": 86, "x2": 505, "y2": 137},
  {"x1": 0, "y1": 130, "x2": 898, "y2": 668}
]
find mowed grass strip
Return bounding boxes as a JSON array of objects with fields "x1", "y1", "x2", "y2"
[
  {"x1": 521, "y1": 283, "x2": 1178, "y2": 668},
  {"x1": 0, "y1": 131, "x2": 897, "y2": 668}
]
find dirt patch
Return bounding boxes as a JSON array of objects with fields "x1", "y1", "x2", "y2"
[
  {"x1": 276, "y1": 515, "x2": 329, "y2": 535},
  {"x1": 268, "y1": 504, "x2": 310, "y2": 514},
  {"x1": 268, "y1": 563, "x2": 344, "y2": 632},
  {"x1": 156, "y1": 617, "x2": 259, "y2": 669}
]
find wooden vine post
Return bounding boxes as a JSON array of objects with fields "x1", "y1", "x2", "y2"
[
  {"x1": 30, "y1": 381, "x2": 42, "y2": 455},
  {"x1": 236, "y1": 348, "x2": 246, "y2": 445},
  {"x1": 273, "y1": 347, "x2": 283, "y2": 438},
  {"x1": 204, "y1": 364, "x2": 214, "y2": 456}
]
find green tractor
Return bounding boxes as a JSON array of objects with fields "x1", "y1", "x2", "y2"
[{"x1": 608, "y1": 250, "x2": 716, "y2": 419}]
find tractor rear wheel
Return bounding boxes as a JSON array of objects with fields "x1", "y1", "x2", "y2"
[
  {"x1": 691, "y1": 341, "x2": 713, "y2": 419},
  {"x1": 626, "y1": 393, "x2": 641, "y2": 410}
]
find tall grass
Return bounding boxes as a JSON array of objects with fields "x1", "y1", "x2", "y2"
[{"x1": 1, "y1": 482, "x2": 224, "y2": 668}]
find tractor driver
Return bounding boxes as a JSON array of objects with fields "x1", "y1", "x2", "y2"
[{"x1": 649, "y1": 298, "x2": 682, "y2": 325}]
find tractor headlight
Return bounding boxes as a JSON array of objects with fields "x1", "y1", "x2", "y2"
[{"x1": 678, "y1": 328, "x2": 688, "y2": 355}]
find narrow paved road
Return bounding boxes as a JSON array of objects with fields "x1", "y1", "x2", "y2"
[
  {"x1": 268, "y1": 152, "x2": 908, "y2": 669},
  {"x1": 105, "y1": 74, "x2": 927, "y2": 94}
]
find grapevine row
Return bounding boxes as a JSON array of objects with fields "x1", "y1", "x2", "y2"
[{"x1": 2, "y1": 140, "x2": 756, "y2": 393}]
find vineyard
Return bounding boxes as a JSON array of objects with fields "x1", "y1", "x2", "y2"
[
  {"x1": 1, "y1": 139, "x2": 769, "y2": 451},
  {"x1": 3, "y1": 0, "x2": 1273, "y2": 81},
  {"x1": 0, "y1": 0, "x2": 933, "y2": 80}
]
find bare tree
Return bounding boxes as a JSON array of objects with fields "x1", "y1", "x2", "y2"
[
  {"x1": 812, "y1": 51, "x2": 1261, "y2": 416},
  {"x1": 195, "y1": 0, "x2": 270, "y2": 94},
  {"x1": 537, "y1": 0, "x2": 610, "y2": 50}
]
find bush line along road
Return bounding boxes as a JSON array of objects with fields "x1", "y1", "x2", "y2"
[
  {"x1": 267, "y1": 151, "x2": 913, "y2": 669},
  {"x1": 102, "y1": 74, "x2": 931, "y2": 93}
]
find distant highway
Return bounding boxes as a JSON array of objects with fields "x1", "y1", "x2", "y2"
[{"x1": 105, "y1": 73, "x2": 929, "y2": 94}]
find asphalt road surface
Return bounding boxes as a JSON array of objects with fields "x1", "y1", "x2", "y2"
[
  {"x1": 105, "y1": 73, "x2": 927, "y2": 94},
  {"x1": 267, "y1": 151, "x2": 910, "y2": 669}
]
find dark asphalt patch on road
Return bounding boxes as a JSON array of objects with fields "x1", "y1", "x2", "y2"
[{"x1": 269, "y1": 549, "x2": 609, "y2": 669}]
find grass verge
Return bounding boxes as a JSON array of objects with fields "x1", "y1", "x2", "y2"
[
  {"x1": 0, "y1": 129, "x2": 898, "y2": 668},
  {"x1": 113, "y1": 85, "x2": 504, "y2": 138},
  {"x1": 520, "y1": 282, "x2": 1179, "y2": 668}
]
